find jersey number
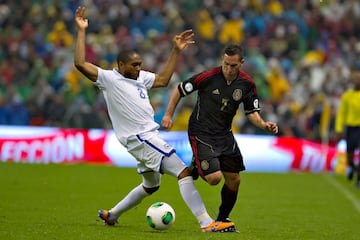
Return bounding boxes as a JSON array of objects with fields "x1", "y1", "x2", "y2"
[
  {"x1": 138, "y1": 88, "x2": 146, "y2": 99},
  {"x1": 221, "y1": 98, "x2": 229, "y2": 111}
]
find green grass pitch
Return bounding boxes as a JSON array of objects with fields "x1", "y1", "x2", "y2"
[{"x1": 0, "y1": 162, "x2": 359, "y2": 240}]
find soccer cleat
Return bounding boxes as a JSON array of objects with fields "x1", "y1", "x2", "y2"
[
  {"x1": 98, "y1": 209, "x2": 118, "y2": 225},
  {"x1": 217, "y1": 218, "x2": 239, "y2": 232},
  {"x1": 216, "y1": 217, "x2": 232, "y2": 222},
  {"x1": 201, "y1": 221, "x2": 237, "y2": 233}
]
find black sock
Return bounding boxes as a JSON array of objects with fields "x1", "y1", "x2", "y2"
[{"x1": 216, "y1": 184, "x2": 238, "y2": 221}]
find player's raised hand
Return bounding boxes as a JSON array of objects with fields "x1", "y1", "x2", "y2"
[
  {"x1": 75, "y1": 6, "x2": 88, "y2": 30},
  {"x1": 173, "y1": 29, "x2": 195, "y2": 51}
]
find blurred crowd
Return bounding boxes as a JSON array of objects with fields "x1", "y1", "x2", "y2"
[{"x1": 0, "y1": 0, "x2": 359, "y2": 146}]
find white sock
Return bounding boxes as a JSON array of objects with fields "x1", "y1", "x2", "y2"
[
  {"x1": 178, "y1": 176, "x2": 213, "y2": 228},
  {"x1": 110, "y1": 184, "x2": 150, "y2": 218}
]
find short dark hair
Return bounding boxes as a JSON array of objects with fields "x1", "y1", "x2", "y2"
[
  {"x1": 116, "y1": 50, "x2": 138, "y2": 63},
  {"x1": 222, "y1": 44, "x2": 244, "y2": 60}
]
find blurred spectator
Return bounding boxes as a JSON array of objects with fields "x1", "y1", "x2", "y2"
[
  {"x1": 65, "y1": 96, "x2": 104, "y2": 129},
  {"x1": 7, "y1": 96, "x2": 30, "y2": 126},
  {"x1": 195, "y1": 9, "x2": 216, "y2": 42},
  {"x1": 218, "y1": 3, "x2": 244, "y2": 44},
  {"x1": 0, "y1": 94, "x2": 10, "y2": 124},
  {"x1": 0, "y1": 0, "x2": 358, "y2": 145},
  {"x1": 47, "y1": 21, "x2": 73, "y2": 48},
  {"x1": 266, "y1": 58, "x2": 290, "y2": 107},
  {"x1": 42, "y1": 93, "x2": 67, "y2": 127}
]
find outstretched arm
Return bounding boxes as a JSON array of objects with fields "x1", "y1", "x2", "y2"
[
  {"x1": 161, "y1": 87, "x2": 182, "y2": 130},
  {"x1": 74, "y1": 6, "x2": 98, "y2": 82},
  {"x1": 152, "y1": 30, "x2": 195, "y2": 88},
  {"x1": 247, "y1": 112, "x2": 278, "y2": 134}
]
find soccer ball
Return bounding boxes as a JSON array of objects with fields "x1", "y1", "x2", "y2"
[{"x1": 146, "y1": 202, "x2": 175, "y2": 230}]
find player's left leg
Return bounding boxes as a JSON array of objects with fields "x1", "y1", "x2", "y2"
[
  {"x1": 216, "y1": 171, "x2": 240, "y2": 222},
  {"x1": 99, "y1": 171, "x2": 160, "y2": 225},
  {"x1": 99, "y1": 132, "x2": 167, "y2": 225},
  {"x1": 346, "y1": 128, "x2": 359, "y2": 182},
  {"x1": 216, "y1": 133, "x2": 245, "y2": 223},
  {"x1": 346, "y1": 151, "x2": 355, "y2": 181},
  {"x1": 111, "y1": 172, "x2": 160, "y2": 215}
]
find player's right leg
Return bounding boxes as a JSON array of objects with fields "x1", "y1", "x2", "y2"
[
  {"x1": 162, "y1": 153, "x2": 236, "y2": 232},
  {"x1": 188, "y1": 135, "x2": 224, "y2": 185}
]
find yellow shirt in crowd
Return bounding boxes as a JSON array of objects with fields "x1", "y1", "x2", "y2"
[{"x1": 335, "y1": 89, "x2": 360, "y2": 133}]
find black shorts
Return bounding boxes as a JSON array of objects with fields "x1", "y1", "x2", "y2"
[
  {"x1": 346, "y1": 126, "x2": 360, "y2": 152},
  {"x1": 188, "y1": 133, "x2": 245, "y2": 177}
]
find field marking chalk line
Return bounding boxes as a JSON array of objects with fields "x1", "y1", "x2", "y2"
[{"x1": 323, "y1": 174, "x2": 360, "y2": 213}]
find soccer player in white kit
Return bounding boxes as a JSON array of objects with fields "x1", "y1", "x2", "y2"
[{"x1": 74, "y1": 6, "x2": 235, "y2": 232}]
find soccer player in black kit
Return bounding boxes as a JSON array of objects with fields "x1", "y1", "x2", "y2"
[{"x1": 162, "y1": 44, "x2": 278, "y2": 230}]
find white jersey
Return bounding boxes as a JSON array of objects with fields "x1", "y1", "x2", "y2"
[{"x1": 95, "y1": 68, "x2": 159, "y2": 144}]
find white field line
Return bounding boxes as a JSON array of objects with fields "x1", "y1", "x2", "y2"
[{"x1": 323, "y1": 174, "x2": 360, "y2": 213}]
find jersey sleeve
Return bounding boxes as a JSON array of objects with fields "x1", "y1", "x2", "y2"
[
  {"x1": 178, "y1": 74, "x2": 200, "y2": 97},
  {"x1": 140, "y1": 70, "x2": 156, "y2": 89},
  {"x1": 243, "y1": 84, "x2": 261, "y2": 115},
  {"x1": 94, "y1": 67, "x2": 108, "y2": 90},
  {"x1": 335, "y1": 92, "x2": 347, "y2": 134}
]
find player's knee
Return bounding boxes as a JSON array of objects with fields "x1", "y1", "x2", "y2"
[
  {"x1": 224, "y1": 173, "x2": 241, "y2": 189},
  {"x1": 143, "y1": 186, "x2": 160, "y2": 195},
  {"x1": 228, "y1": 178, "x2": 240, "y2": 190},
  {"x1": 205, "y1": 172, "x2": 222, "y2": 185},
  {"x1": 177, "y1": 167, "x2": 192, "y2": 179},
  {"x1": 207, "y1": 177, "x2": 221, "y2": 185}
]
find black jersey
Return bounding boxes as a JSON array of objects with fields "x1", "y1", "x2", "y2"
[{"x1": 178, "y1": 66, "x2": 260, "y2": 136}]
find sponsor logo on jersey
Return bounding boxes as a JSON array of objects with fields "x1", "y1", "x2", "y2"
[
  {"x1": 232, "y1": 89, "x2": 242, "y2": 101},
  {"x1": 212, "y1": 89, "x2": 220, "y2": 95}
]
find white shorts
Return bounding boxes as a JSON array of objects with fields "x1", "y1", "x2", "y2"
[{"x1": 125, "y1": 131, "x2": 186, "y2": 179}]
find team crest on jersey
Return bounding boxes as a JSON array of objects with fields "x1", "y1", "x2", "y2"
[
  {"x1": 253, "y1": 99, "x2": 259, "y2": 108},
  {"x1": 184, "y1": 82, "x2": 193, "y2": 92},
  {"x1": 201, "y1": 160, "x2": 209, "y2": 170},
  {"x1": 232, "y1": 89, "x2": 242, "y2": 101}
]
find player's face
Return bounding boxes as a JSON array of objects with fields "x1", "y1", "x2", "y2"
[
  {"x1": 120, "y1": 53, "x2": 142, "y2": 80},
  {"x1": 221, "y1": 54, "x2": 244, "y2": 81}
]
